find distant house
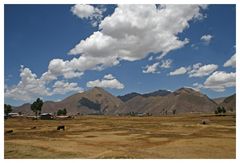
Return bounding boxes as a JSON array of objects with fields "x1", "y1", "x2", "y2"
[
  {"x1": 40, "y1": 113, "x2": 54, "y2": 120},
  {"x1": 136, "y1": 113, "x2": 152, "y2": 117},
  {"x1": 8, "y1": 113, "x2": 20, "y2": 117}
]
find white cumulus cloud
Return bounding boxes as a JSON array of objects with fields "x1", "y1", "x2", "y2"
[
  {"x1": 41, "y1": 58, "x2": 84, "y2": 81},
  {"x1": 69, "y1": 4, "x2": 207, "y2": 70},
  {"x1": 5, "y1": 66, "x2": 51, "y2": 101},
  {"x1": 5, "y1": 65, "x2": 83, "y2": 101},
  {"x1": 87, "y1": 74, "x2": 124, "y2": 89},
  {"x1": 52, "y1": 80, "x2": 83, "y2": 95},
  {"x1": 223, "y1": 53, "x2": 236, "y2": 68},
  {"x1": 169, "y1": 67, "x2": 188, "y2": 76},
  {"x1": 43, "y1": 4, "x2": 207, "y2": 82},
  {"x1": 202, "y1": 71, "x2": 236, "y2": 92},
  {"x1": 103, "y1": 74, "x2": 115, "y2": 80},
  {"x1": 160, "y1": 59, "x2": 172, "y2": 68},
  {"x1": 188, "y1": 63, "x2": 218, "y2": 77},
  {"x1": 143, "y1": 62, "x2": 160, "y2": 74},
  {"x1": 71, "y1": 4, "x2": 106, "y2": 27},
  {"x1": 200, "y1": 34, "x2": 213, "y2": 44},
  {"x1": 170, "y1": 63, "x2": 218, "y2": 77}
]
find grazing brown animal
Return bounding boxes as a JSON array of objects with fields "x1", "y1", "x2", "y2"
[
  {"x1": 57, "y1": 125, "x2": 65, "y2": 130},
  {"x1": 5, "y1": 130, "x2": 13, "y2": 134}
]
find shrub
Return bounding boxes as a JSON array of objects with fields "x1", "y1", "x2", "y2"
[
  {"x1": 215, "y1": 106, "x2": 226, "y2": 115},
  {"x1": 172, "y1": 109, "x2": 176, "y2": 115},
  {"x1": 57, "y1": 108, "x2": 67, "y2": 116},
  {"x1": 4, "y1": 104, "x2": 12, "y2": 115}
]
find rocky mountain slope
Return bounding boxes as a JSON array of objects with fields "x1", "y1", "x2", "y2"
[
  {"x1": 120, "y1": 87, "x2": 218, "y2": 115},
  {"x1": 219, "y1": 94, "x2": 236, "y2": 112},
  {"x1": 13, "y1": 87, "x2": 125, "y2": 115},
  {"x1": 213, "y1": 97, "x2": 226, "y2": 104}
]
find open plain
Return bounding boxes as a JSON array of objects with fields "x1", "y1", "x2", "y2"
[{"x1": 4, "y1": 114, "x2": 236, "y2": 159}]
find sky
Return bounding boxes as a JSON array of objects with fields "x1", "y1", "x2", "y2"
[{"x1": 4, "y1": 4, "x2": 236, "y2": 106}]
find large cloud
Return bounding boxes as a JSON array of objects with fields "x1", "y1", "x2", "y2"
[
  {"x1": 5, "y1": 66, "x2": 83, "y2": 101},
  {"x1": 41, "y1": 56, "x2": 119, "y2": 81},
  {"x1": 42, "y1": 4, "x2": 206, "y2": 82},
  {"x1": 86, "y1": 74, "x2": 124, "y2": 89},
  {"x1": 5, "y1": 66, "x2": 51, "y2": 101},
  {"x1": 69, "y1": 4, "x2": 206, "y2": 64},
  {"x1": 201, "y1": 71, "x2": 236, "y2": 92},
  {"x1": 41, "y1": 59, "x2": 84, "y2": 81},
  {"x1": 223, "y1": 53, "x2": 236, "y2": 68}
]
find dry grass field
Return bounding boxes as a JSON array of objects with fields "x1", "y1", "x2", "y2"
[{"x1": 4, "y1": 114, "x2": 236, "y2": 159}]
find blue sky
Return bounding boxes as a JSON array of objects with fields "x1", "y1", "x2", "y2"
[{"x1": 4, "y1": 4, "x2": 236, "y2": 106}]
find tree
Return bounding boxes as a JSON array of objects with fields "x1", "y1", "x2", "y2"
[
  {"x1": 31, "y1": 98, "x2": 43, "y2": 118},
  {"x1": 63, "y1": 108, "x2": 67, "y2": 115},
  {"x1": 215, "y1": 106, "x2": 226, "y2": 115},
  {"x1": 57, "y1": 108, "x2": 67, "y2": 116},
  {"x1": 172, "y1": 109, "x2": 176, "y2": 115},
  {"x1": 218, "y1": 106, "x2": 223, "y2": 113},
  {"x1": 4, "y1": 104, "x2": 12, "y2": 115},
  {"x1": 57, "y1": 109, "x2": 63, "y2": 116},
  {"x1": 222, "y1": 107, "x2": 226, "y2": 114}
]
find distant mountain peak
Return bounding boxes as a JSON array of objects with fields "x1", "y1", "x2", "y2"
[
  {"x1": 178, "y1": 87, "x2": 196, "y2": 91},
  {"x1": 142, "y1": 89, "x2": 171, "y2": 97},
  {"x1": 85, "y1": 87, "x2": 110, "y2": 96},
  {"x1": 175, "y1": 87, "x2": 199, "y2": 94},
  {"x1": 89, "y1": 87, "x2": 105, "y2": 92}
]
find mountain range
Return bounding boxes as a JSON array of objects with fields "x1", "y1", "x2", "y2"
[{"x1": 12, "y1": 87, "x2": 236, "y2": 116}]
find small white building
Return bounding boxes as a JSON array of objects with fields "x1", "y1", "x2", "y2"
[
  {"x1": 40, "y1": 113, "x2": 54, "y2": 120},
  {"x1": 8, "y1": 113, "x2": 20, "y2": 117}
]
